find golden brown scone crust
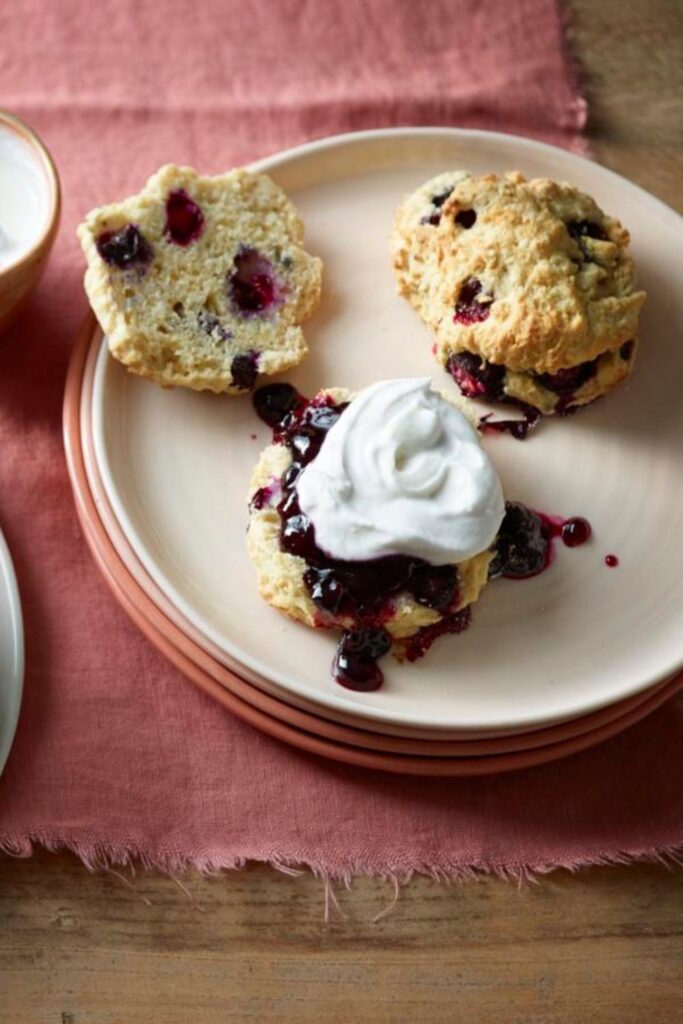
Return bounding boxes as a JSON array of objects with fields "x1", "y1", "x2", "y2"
[
  {"x1": 78, "y1": 165, "x2": 322, "y2": 393},
  {"x1": 392, "y1": 171, "x2": 645, "y2": 380}
]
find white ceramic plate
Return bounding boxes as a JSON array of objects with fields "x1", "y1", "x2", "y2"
[
  {"x1": 0, "y1": 525, "x2": 24, "y2": 775},
  {"x1": 92, "y1": 128, "x2": 683, "y2": 733}
]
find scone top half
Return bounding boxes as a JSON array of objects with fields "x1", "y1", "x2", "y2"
[
  {"x1": 394, "y1": 171, "x2": 646, "y2": 415},
  {"x1": 78, "y1": 165, "x2": 322, "y2": 393}
]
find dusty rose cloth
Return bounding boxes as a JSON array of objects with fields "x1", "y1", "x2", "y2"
[{"x1": 0, "y1": 0, "x2": 681, "y2": 879}]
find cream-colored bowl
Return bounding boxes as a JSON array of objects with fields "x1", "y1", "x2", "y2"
[{"x1": 0, "y1": 110, "x2": 60, "y2": 334}]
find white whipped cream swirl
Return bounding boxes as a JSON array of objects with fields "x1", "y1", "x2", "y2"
[{"x1": 296, "y1": 378, "x2": 504, "y2": 564}]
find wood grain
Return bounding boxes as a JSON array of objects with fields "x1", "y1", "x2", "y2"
[
  {"x1": 1, "y1": 1, "x2": 682, "y2": 1021},
  {"x1": 1, "y1": 851, "x2": 682, "y2": 1024},
  {"x1": 570, "y1": 0, "x2": 683, "y2": 210}
]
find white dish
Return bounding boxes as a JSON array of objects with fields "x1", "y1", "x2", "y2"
[
  {"x1": 0, "y1": 525, "x2": 24, "y2": 775},
  {"x1": 91, "y1": 127, "x2": 683, "y2": 733}
]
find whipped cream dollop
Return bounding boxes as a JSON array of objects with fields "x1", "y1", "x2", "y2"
[{"x1": 296, "y1": 378, "x2": 505, "y2": 564}]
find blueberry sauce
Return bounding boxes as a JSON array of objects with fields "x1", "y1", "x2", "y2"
[
  {"x1": 446, "y1": 349, "x2": 605, "y2": 438},
  {"x1": 230, "y1": 351, "x2": 260, "y2": 390},
  {"x1": 96, "y1": 224, "x2": 153, "y2": 271},
  {"x1": 488, "y1": 502, "x2": 553, "y2": 579},
  {"x1": 165, "y1": 189, "x2": 205, "y2": 246},
  {"x1": 228, "y1": 247, "x2": 281, "y2": 316},
  {"x1": 401, "y1": 607, "x2": 472, "y2": 663},
  {"x1": 561, "y1": 517, "x2": 592, "y2": 548},
  {"x1": 605, "y1": 554, "x2": 619, "y2": 568},
  {"x1": 253, "y1": 382, "x2": 303, "y2": 430},
  {"x1": 333, "y1": 627, "x2": 392, "y2": 691},
  {"x1": 479, "y1": 407, "x2": 542, "y2": 441},
  {"x1": 445, "y1": 353, "x2": 541, "y2": 439},
  {"x1": 489, "y1": 503, "x2": 593, "y2": 580},
  {"x1": 455, "y1": 208, "x2": 477, "y2": 229},
  {"x1": 453, "y1": 277, "x2": 492, "y2": 325}
]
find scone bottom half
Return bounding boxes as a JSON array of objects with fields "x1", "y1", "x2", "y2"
[
  {"x1": 246, "y1": 382, "x2": 587, "y2": 692},
  {"x1": 392, "y1": 170, "x2": 646, "y2": 430},
  {"x1": 78, "y1": 165, "x2": 323, "y2": 394}
]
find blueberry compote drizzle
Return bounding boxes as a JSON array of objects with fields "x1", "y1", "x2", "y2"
[
  {"x1": 401, "y1": 607, "x2": 472, "y2": 664},
  {"x1": 333, "y1": 628, "x2": 392, "y2": 692},
  {"x1": 446, "y1": 353, "x2": 541, "y2": 440},
  {"x1": 561, "y1": 516, "x2": 592, "y2": 547},
  {"x1": 446, "y1": 349, "x2": 605, "y2": 438},
  {"x1": 479, "y1": 407, "x2": 541, "y2": 441},
  {"x1": 253, "y1": 384, "x2": 464, "y2": 690},
  {"x1": 165, "y1": 189, "x2": 204, "y2": 246},
  {"x1": 489, "y1": 502, "x2": 592, "y2": 580}
]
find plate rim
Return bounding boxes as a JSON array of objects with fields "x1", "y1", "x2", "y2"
[
  {"x1": 0, "y1": 523, "x2": 25, "y2": 777},
  {"x1": 246, "y1": 125, "x2": 683, "y2": 226},
  {"x1": 90, "y1": 126, "x2": 683, "y2": 731}
]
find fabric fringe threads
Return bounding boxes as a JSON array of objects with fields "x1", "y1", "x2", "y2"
[{"x1": 3, "y1": 834, "x2": 683, "y2": 922}]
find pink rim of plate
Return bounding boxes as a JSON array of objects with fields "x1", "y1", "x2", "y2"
[{"x1": 64, "y1": 315, "x2": 683, "y2": 775}]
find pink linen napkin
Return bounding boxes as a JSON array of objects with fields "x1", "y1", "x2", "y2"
[{"x1": 1, "y1": 0, "x2": 681, "y2": 881}]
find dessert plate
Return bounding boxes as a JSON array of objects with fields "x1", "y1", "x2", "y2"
[
  {"x1": 63, "y1": 368, "x2": 683, "y2": 773},
  {"x1": 89, "y1": 128, "x2": 683, "y2": 733},
  {"x1": 72, "y1": 315, "x2": 681, "y2": 751},
  {"x1": 0, "y1": 524, "x2": 24, "y2": 777}
]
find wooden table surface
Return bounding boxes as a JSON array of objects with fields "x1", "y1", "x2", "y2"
[{"x1": 1, "y1": 2, "x2": 682, "y2": 1021}]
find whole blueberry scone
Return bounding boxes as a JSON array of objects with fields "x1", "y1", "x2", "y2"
[
  {"x1": 78, "y1": 165, "x2": 323, "y2": 393},
  {"x1": 392, "y1": 171, "x2": 646, "y2": 416},
  {"x1": 247, "y1": 380, "x2": 502, "y2": 690}
]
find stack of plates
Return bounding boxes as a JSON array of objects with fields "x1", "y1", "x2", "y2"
[{"x1": 63, "y1": 129, "x2": 683, "y2": 775}]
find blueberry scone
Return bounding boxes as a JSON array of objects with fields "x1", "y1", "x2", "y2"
[
  {"x1": 247, "y1": 378, "x2": 504, "y2": 690},
  {"x1": 392, "y1": 171, "x2": 646, "y2": 418},
  {"x1": 78, "y1": 165, "x2": 322, "y2": 393}
]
